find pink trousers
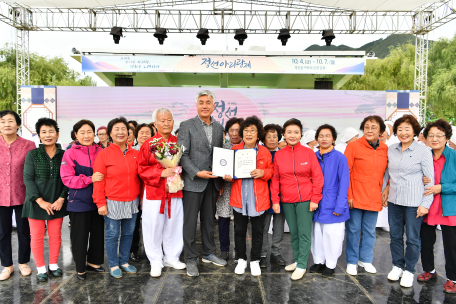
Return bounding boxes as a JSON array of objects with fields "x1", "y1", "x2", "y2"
[{"x1": 28, "y1": 218, "x2": 63, "y2": 268}]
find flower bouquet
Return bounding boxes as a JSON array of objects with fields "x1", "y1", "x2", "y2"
[{"x1": 149, "y1": 138, "x2": 184, "y2": 193}]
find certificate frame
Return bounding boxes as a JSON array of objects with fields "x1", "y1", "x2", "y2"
[{"x1": 212, "y1": 147, "x2": 257, "y2": 179}]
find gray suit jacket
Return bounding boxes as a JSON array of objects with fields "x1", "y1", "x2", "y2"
[{"x1": 177, "y1": 116, "x2": 224, "y2": 192}]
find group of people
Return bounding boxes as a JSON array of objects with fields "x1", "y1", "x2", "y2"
[{"x1": 1, "y1": 89, "x2": 456, "y2": 294}]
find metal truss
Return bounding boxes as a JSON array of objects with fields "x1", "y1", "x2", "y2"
[{"x1": 414, "y1": 12, "x2": 430, "y2": 125}]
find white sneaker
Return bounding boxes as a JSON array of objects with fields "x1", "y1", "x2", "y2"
[
  {"x1": 250, "y1": 261, "x2": 261, "y2": 276},
  {"x1": 235, "y1": 259, "x2": 247, "y2": 275},
  {"x1": 150, "y1": 263, "x2": 162, "y2": 277},
  {"x1": 382, "y1": 227, "x2": 390, "y2": 232},
  {"x1": 163, "y1": 259, "x2": 186, "y2": 270},
  {"x1": 387, "y1": 266, "x2": 403, "y2": 281},
  {"x1": 346, "y1": 263, "x2": 358, "y2": 276},
  {"x1": 358, "y1": 261, "x2": 377, "y2": 274},
  {"x1": 400, "y1": 270, "x2": 414, "y2": 288}
]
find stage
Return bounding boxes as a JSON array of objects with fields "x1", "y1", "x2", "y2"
[{"x1": 0, "y1": 217, "x2": 454, "y2": 304}]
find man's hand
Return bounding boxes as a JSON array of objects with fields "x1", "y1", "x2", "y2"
[
  {"x1": 348, "y1": 199, "x2": 353, "y2": 209},
  {"x1": 250, "y1": 169, "x2": 264, "y2": 179},
  {"x1": 92, "y1": 172, "x2": 104, "y2": 183},
  {"x1": 98, "y1": 205, "x2": 108, "y2": 216},
  {"x1": 197, "y1": 171, "x2": 218, "y2": 179},
  {"x1": 161, "y1": 168, "x2": 175, "y2": 178}
]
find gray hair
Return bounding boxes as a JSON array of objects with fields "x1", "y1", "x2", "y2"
[
  {"x1": 152, "y1": 108, "x2": 174, "y2": 123},
  {"x1": 195, "y1": 90, "x2": 216, "y2": 104}
]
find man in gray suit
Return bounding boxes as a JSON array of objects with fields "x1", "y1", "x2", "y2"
[{"x1": 177, "y1": 90, "x2": 227, "y2": 276}]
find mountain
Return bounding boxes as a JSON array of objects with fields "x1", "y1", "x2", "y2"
[{"x1": 305, "y1": 34, "x2": 418, "y2": 58}]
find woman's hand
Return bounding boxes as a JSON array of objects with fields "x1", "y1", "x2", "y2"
[
  {"x1": 348, "y1": 199, "x2": 353, "y2": 209},
  {"x1": 36, "y1": 198, "x2": 54, "y2": 216},
  {"x1": 92, "y1": 172, "x2": 104, "y2": 183},
  {"x1": 417, "y1": 206, "x2": 429, "y2": 218},
  {"x1": 223, "y1": 175, "x2": 233, "y2": 182},
  {"x1": 309, "y1": 202, "x2": 318, "y2": 212},
  {"x1": 424, "y1": 185, "x2": 442, "y2": 196},
  {"x1": 51, "y1": 198, "x2": 64, "y2": 211},
  {"x1": 250, "y1": 169, "x2": 264, "y2": 179},
  {"x1": 382, "y1": 186, "x2": 389, "y2": 207},
  {"x1": 140, "y1": 199, "x2": 143, "y2": 210},
  {"x1": 272, "y1": 204, "x2": 281, "y2": 214},
  {"x1": 219, "y1": 187, "x2": 224, "y2": 196},
  {"x1": 423, "y1": 175, "x2": 431, "y2": 185},
  {"x1": 98, "y1": 205, "x2": 108, "y2": 216},
  {"x1": 161, "y1": 168, "x2": 175, "y2": 178},
  {"x1": 333, "y1": 212, "x2": 341, "y2": 216}
]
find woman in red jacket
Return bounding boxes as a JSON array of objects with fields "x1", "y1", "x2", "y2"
[
  {"x1": 93, "y1": 117, "x2": 140, "y2": 279},
  {"x1": 223, "y1": 116, "x2": 273, "y2": 277},
  {"x1": 271, "y1": 118, "x2": 324, "y2": 281},
  {"x1": 138, "y1": 108, "x2": 186, "y2": 278}
]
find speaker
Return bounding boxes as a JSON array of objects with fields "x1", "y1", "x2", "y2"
[
  {"x1": 314, "y1": 81, "x2": 333, "y2": 90},
  {"x1": 115, "y1": 78, "x2": 133, "y2": 86}
]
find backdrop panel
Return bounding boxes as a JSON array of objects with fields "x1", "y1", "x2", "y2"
[{"x1": 56, "y1": 87, "x2": 385, "y2": 146}]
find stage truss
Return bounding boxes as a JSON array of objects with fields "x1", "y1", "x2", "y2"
[{"x1": 1, "y1": 0, "x2": 455, "y2": 122}]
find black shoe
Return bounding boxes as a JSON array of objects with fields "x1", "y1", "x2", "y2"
[
  {"x1": 259, "y1": 257, "x2": 268, "y2": 268},
  {"x1": 48, "y1": 268, "x2": 63, "y2": 277},
  {"x1": 270, "y1": 255, "x2": 286, "y2": 266},
  {"x1": 86, "y1": 265, "x2": 105, "y2": 273},
  {"x1": 220, "y1": 251, "x2": 229, "y2": 261},
  {"x1": 130, "y1": 252, "x2": 140, "y2": 262},
  {"x1": 322, "y1": 266, "x2": 335, "y2": 277},
  {"x1": 309, "y1": 263, "x2": 325, "y2": 273},
  {"x1": 77, "y1": 273, "x2": 87, "y2": 281}
]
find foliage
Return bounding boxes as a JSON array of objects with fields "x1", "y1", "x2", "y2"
[{"x1": 0, "y1": 44, "x2": 96, "y2": 111}]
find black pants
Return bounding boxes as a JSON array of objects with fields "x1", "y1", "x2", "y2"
[
  {"x1": 218, "y1": 217, "x2": 231, "y2": 252},
  {"x1": 69, "y1": 210, "x2": 105, "y2": 273},
  {"x1": 183, "y1": 180, "x2": 218, "y2": 262},
  {"x1": 0, "y1": 205, "x2": 30, "y2": 267},
  {"x1": 131, "y1": 210, "x2": 142, "y2": 254},
  {"x1": 233, "y1": 211, "x2": 266, "y2": 262},
  {"x1": 421, "y1": 222, "x2": 456, "y2": 281}
]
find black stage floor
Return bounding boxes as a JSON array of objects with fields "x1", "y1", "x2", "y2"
[{"x1": 1, "y1": 217, "x2": 455, "y2": 304}]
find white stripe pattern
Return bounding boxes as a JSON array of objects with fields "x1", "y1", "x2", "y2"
[{"x1": 106, "y1": 197, "x2": 140, "y2": 220}]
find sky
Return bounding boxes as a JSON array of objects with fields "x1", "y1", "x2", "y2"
[{"x1": 1, "y1": 3, "x2": 455, "y2": 87}]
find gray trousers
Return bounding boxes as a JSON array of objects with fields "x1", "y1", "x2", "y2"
[
  {"x1": 183, "y1": 180, "x2": 218, "y2": 262},
  {"x1": 261, "y1": 212, "x2": 286, "y2": 257}
]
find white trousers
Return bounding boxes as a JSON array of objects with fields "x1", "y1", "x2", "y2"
[
  {"x1": 376, "y1": 207, "x2": 389, "y2": 228},
  {"x1": 311, "y1": 221, "x2": 345, "y2": 269},
  {"x1": 142, "y1": 193, "x2": 184, "y2": 267}
]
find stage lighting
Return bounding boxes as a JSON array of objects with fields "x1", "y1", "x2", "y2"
[
  {"x1": 278, "y1": 29, "x2": 291, "y2": 46},
  {"x1": 110, "y1": 27, "x2": 123, "y2": 44},
  {"x1": 71, "y1": 47, "x2": 80, "y2": 54},
  {"x1": 322, "y1": 29, "x2": 335, "y2": 46},
  {"x1": 234, "y1": 29, "x2": 248, "y2": 46},
  {"x1": 368, "y1": 51, "x2": 376, "y2": 57},
  {"x1": 154, "y1": 28, "x2": 168, "y2": 45},
  {"x1": 196, "y1": 28, "x2": 210, "y2": 45}
]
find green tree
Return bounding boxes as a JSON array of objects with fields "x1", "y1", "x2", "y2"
[{"x1": 0, "y1": 44, "x2": 96, "y2": 111}]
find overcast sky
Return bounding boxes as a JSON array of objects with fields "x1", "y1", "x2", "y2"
[{"x1": 1, "y1": 3, "x2": 455, "y2": 86}]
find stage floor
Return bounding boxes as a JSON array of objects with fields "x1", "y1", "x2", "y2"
[{"x1": 1, "y1": 217, "x2": 454, "y2": 304}]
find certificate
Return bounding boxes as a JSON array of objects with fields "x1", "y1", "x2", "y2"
[{"x1": 212, "y1": 147, "x2": 257, "y2": 179}]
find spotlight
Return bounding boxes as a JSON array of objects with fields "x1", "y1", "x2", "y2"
[
  {"x1": 154, "y1": 28, "x2": 168, "y2": 45},
  {"x1": 110, "y1": 27, "x2": 123, "y2": 44},
  {"x1": 196, "y1": 28, "x2": 210, "y2": 45},
  {"x1": 234, "y1": 29, "x2": 248, "y2": 46},
  {"x1": 71, "y1": 47, "x2": 80, "y2": 54},
  {"x1": 321, "y1": 29, "x2": 335, "y2": 46},
  {"x1": 367, "y1": 51, "x2": 376, "y2": 57},
  {"x1": 277, "y1": 29, "x2": 291, "y2": 46}
]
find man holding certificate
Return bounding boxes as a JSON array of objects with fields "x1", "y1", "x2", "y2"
[
  {"x1": 222, "y1": 116, "x2": 273, "y2": 276},
  {"x1": 177, "y1": 90, "x2": 226, "y2": 277}
]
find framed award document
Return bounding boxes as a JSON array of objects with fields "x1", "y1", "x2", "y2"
[{"x1": 212, "y1": 147, "x2": 257, "y2": 179}]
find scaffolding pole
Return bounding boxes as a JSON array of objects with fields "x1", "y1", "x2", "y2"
[{"x1": 414, "y1": 11, "x2": 430, "y2": 125}]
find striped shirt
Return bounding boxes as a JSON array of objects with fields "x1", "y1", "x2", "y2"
[
  {"x1": 384, "y1": 140, "x2": 435, "y2": 209},
  {"x1": 197, "y1": 115, "x2": 214, "y2": 148},
  {"x1": 106, "y1": 197, "x2": 140, "y2": 220}
]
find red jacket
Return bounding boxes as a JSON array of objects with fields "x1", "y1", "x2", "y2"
[
  {"x1": 230, "y1": 143, "x2": 273, "y2": 213},
  {"x1": 271, "y1": 142, "x2": 324, "y2": 205},
  {"x1": 138, "y1": 133, "x2": 183, "y2": 218},
  {"x1": 93, "y1": 143, "x2": 140, "y2": 208}
]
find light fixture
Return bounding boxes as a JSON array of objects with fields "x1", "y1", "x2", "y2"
[
  {"x1": 322, "y1": 29, "x2": 335, "y2": 46},
  {"x1": 196, "y1": 28, "x2": 210, "y2": 45},
  {"x1": 278, "y1": 29, "x2": 291, "y2": 46},
  {"x1": 234, "y1": 29, "x2": 248, "y2": 46},
  {"x1": 110, "y1": 27, "x2": 123, "y2": 44},
  {"x1": 154, "y1": 28, "x2": 168, "y2": 45},
  {"x1": 367, "y1": 51, "x2": 376, "y2": 57},
  {"x1": 71, "y1": 47, "x2": 80, "y2": 54}
]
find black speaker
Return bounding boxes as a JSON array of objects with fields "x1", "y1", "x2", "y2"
[
  {"x1": 314, "y1": 81, "x2": 333, "y2": 89},
  {"x1": 115, "y1": 78, "x2": 133, "y2": 86}
]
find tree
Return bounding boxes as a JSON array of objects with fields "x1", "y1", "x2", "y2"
[{"x1": 0, "y1": 44, "x2": 96, "y2": 111}]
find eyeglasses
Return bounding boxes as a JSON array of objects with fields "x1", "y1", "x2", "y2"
[
  {"x1": 98, "y1": 133, "x2": 107, "y2": 136},
  {"x1": 228, "y1": 129, "x2": 240, "y2": 134},
  {"x1": 428, "y1": 134, "x2": 446, "y2": 140},
  {"x1": 243, "y1": 129, "x2": 257, "y2": 134}
]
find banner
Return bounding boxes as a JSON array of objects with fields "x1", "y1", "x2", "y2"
[{"x1": 81, "y1": 55, "x2": 365, "y2": 75}]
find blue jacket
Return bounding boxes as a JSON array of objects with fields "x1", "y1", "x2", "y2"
[
  {"x1": 313, "y1": 148, "x2": 350, "y2": 223},
  {"x1": 440, "y1": 146, "x2": 456, "y2": 216}
]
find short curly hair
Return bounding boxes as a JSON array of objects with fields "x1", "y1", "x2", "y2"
[
  {"x1": 135, "y1": 123, "x2": 154, "y2": 138},
  {"x1": 224, "y1": 117, "x2": 245, "y2": 133},
  {"x1": 393, "y1": 115, "x2": 421, "y2": 136},
  {"x1": 239, "y1": 115, "x2": 264, "y2": 142},
  {"x1": 360, "y1": 115, "x2": 386, "y2": 134},
  {"x1": 315, "y1": 124, "x2": 338, "y2": 143},
  {"x1": 283, "y1": 118, "x2": 303, "y2": 138},
  {"x1": 35, "y1": 117, "x2": 59, "y2": 134},
  {"x1": 423, "y1": 119, "x2": 453, "y2": 139},
  {"x1": 261, "y1": 124, "x2": 283, "y2": 142},
  {"x1": 107, "y1": 117, "x2": 129, "y2": 142}
]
